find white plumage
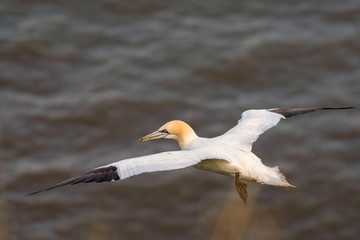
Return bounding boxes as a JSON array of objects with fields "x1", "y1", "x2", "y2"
[
  {"x1": 216, "y1": 110, "x2": 285, "y2": 152},
  {"x1": 28, "y1": 107, "x2": 354, "y2": 204}
]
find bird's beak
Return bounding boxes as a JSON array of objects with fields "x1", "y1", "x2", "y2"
[{"x1": 138, "y1": 130, "x2": 168, "y2": 142}]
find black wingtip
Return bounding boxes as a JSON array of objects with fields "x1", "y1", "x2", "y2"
[
  {"x1": 269, "y1": 107, "x2": 355, "y2": 118},
  {"x1": 26, "y1": 166, "x2": 120, "y2": 196},
  {"x1": 26, "y1": 187, "x2": 54, "y2": 197},
  {"x1": 320, "y1": 107, "x2": 356, "y2": 110}
]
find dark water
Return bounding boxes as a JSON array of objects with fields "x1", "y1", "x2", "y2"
[{"x1": 1, "y1": 0, "x2": 360, "y2": 239}]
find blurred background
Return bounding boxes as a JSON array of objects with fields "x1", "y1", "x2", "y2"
[{"x1": 1, "y1": 0, "x2": 359, "y2": 239}]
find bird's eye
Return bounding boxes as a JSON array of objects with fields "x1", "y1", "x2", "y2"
[{"x1": 160, "y1": 129, "x2": 170, "y2": 134}]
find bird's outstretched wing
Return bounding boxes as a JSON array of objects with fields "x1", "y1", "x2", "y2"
[
  {"x1": 27, "y1": 147, "x2": 232, "y2": 195},
  {"x1": 217, "y1": 107, "x2": 354, "y2": 152}
]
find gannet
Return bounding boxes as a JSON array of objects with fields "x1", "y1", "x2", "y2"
[{"x1": 27, "y1": 107, "x2": 354, "y2": 204}]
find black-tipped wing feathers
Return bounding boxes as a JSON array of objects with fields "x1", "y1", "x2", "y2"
[
  {"x1": 269, "y1": 107, "x2": 354, "y2": 118},
  {"x1": 27, "y1": 166, "x2": 119, "y2": 196},
  {"x1": 218, "y1": 107, "x2": 355, "y2": 152},
  {"x1": 26, "y1": 150, "x2": 214, "y2": 196}
]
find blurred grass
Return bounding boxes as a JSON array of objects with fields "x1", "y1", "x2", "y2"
[
  {"x1": 210, "y1": 186, "x2": 285, "y2": 240},
  {"x1": 0, "y1": 133, "x2": 8, "y2": 240}
]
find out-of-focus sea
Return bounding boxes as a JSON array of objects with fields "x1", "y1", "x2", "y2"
[{"x1": 1, "y1": 0, "x2": 359, "y2": 239}]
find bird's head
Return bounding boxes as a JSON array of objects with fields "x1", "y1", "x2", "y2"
[{"x1": 138, "y1": 120, "x2": 197, "y2": 148}]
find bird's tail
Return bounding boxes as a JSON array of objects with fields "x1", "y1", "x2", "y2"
[{"x1": 260, "y1": 166, "x2": 295, "y2": 188}]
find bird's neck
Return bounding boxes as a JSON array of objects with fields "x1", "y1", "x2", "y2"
[{"x1": 177, "y1": 130, "x2": 198, "y2": 150}]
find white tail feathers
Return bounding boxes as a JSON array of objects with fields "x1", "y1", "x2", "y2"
[{"x1": 260, "y1": 166, "x2": 296, "y2": 188}]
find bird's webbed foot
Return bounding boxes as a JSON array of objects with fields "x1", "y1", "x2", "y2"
[{"x1": 235, "y1": 172, "x2": 248, "y2": 205}]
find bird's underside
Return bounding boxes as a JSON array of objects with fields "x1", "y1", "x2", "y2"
[{"x1": 27, "y1": 107, "x2": 355, "y2": 205}]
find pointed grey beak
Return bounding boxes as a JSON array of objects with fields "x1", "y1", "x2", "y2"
[{"x1": 138, "y1": 130, "x2": 168, "y2": 142}]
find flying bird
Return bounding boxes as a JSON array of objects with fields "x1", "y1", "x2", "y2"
[{"x1": 27, "y1": 107, "x2": 354, "y2": 204}]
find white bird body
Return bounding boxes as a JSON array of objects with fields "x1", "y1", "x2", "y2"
[
  {"x1": 107, "y1": 110, "x2": 292, "y2": 188},
  {"x1": 28, "y1": 107, "x2": 354, "y2": 204},
  {"x1": 108, "y1": 137, "x2": 290, "y2": 187}
]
